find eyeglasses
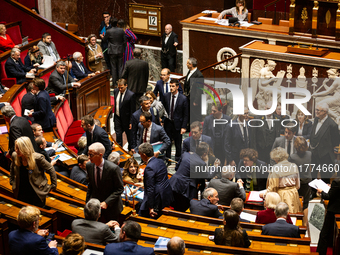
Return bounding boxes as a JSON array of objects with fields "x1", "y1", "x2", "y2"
[
  {"x1": 315, "y1": 109, "x2": 325, "y2": 112},
  {"x1": 88, "y1": 153, "x2": 98, "y2": 158}
]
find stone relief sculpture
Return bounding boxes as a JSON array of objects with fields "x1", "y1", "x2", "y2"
[
  {"x1": 312, "y1": 68, "x2": 340, "y2": 125},
  {"x1": 296, "y1": 67, "x2": 308, "y2": 89},
  {"x1": 250, "y1": 59, "x2": 286, "y2": 109}
]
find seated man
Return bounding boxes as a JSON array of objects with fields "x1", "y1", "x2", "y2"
[
  {"x1": 9, "y1": 206, "x2": 58, "y2": 255},
  {"x1": 208, "y1": 165, "x2": 245, "y2": 206},
  {"x1": 135, "y1": 112, "x2": 170, "y2": 157},
  {"x1": 37, "y1": 32, "x2": 60, "y2": 62},
  {"x1": 72, "y1": 198, "x2": 120, "y2": 245},
  {"x1": 182, "y1": 121, "x2": 212, "y2": 154},
  {"x1": 70, "y1": 155, "x2": 90, "y2": 185},
  {"x1": 261, "y1": 202, "x2": 300, "y2": 238},
  {"x1": 0, "y1": 81, "x2": 9, "y2": 97},
  {"x1": 5, "y1": 48, "x2": 35, "y2": 84},
  {"x1": 46, "y1": 61, "x2": 81, "y2": 95},
  {"x1": 21, "y1": 82, "x2": 36, "y2": 122},
  {"x1": 167, "y1": 236, "x2": 185, "y2": 255},
  {"x1": 230, "y1": 197, "x2": 249, "y2": 223},
  {"x1": 190, "y1": 188, "x2": 223, "y2": 219},
  {"x1": 71, "y1": 51, "x2": 98, "y2": 80},
  {"x1": 104, "y1": 220, "x2": 155, "y2": 255}
]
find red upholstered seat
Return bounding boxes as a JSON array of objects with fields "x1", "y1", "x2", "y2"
[
  {"x1": 11, "y1": 97, "x2": 21, "y2": 116},
  {"x1": 6, "y1": 25, "x2": 22, "y2": 45},
  {"x1": 68, "y1": 146, "x2": 78, "y2": 154},
  {"x1": 1, "y1": 60, "x2": 16, "y2": 88}
]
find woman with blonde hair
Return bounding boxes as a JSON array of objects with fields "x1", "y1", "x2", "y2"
[
  {"x1": 122, "y1": 158, "x2": 143, "y2": 185},
  {"x1": 10, "y1": 136, "x2": 57, "y2": 207},
  {"x1": 263, "y1": 147, "x2": 301, "y2": 213},
  {"x1": 255, "y1": 192, "x2": 293, "y2": 224},
  {"x1": 24, "y1": 45, "x2": 44, "y2": 70},
  {"x1": 61, "y1": 233, "x2": 86, "y2": 255},
  {"x1": 214, "y1": 210, "x2": 250, "y2": 248},
  {"x1": 86, "y1": 34, "x2": 103, "y2": 72},
  {"x1": 145, "y1": 90, "x2": 168, "y2": 119},
  {"x1": 0, "y1": 24, "x2": 17, "y2": 53}
]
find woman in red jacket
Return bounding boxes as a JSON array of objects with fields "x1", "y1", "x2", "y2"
[{"x1": 0, "y1": 24, "x2": 17, "y2": 53}]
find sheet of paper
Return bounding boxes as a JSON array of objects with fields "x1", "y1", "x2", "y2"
[
  {"x1": 24, "y1": 109, "x2": 31, "y2": 116},
  {"x1": 290, "y1": 217, "x2": 297, "y2": 225},
  {"x1": 217, "y1": 19, "x2": 229, "y2": 26},
  {"x1": 240, "y1": 211, "x2": 256, "y2": 222},
  {"x1": 240, "y1": 22, "x2": 254, "y2": 27},
  {"x1": 57, "y1": 153, "x2": 73, "y2": 161},
  {"x1": 247, "y1": 190, "x2": 266, "y2": 202},
  {"x1": 170, "y1": 74, "x2": 184, "y2": 79},
  {"x1": 308, "y1": 179, "x2": 330, "y2": 193},
  {"x1": 197, "y1": 16, "x2": 218, "y2": 21},
  {"x1": 39, "y1": 55, "x2": 54, "y2": 69},
  {"x1": 82, "y1": 249, "x2": 103, "y2": 255}
]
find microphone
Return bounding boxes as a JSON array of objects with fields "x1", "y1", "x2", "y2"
[{"x1": 291, "y1": 28, "x2": 311, "y2": 48}]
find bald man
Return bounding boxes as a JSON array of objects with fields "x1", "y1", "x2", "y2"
[{"x1": 161, "y1": 24, "x2": 178, "y2": 72}]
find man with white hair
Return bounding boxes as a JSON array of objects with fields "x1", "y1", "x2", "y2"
[
  {"x1": 108, "y1": 151, "x2": 120, "y2": 165},
  {"x1": 5, "y1": 48, "x2": 35, "y2": 84},
  {"x1": 86, "y1": 142, "x2": 124, "y2": 222},
  {"x1": 71, "y1": 51, "x2": 98, "y2": 80},
  {"x1": 309, "y1": 102, "x2": 340, "y2": 182},
  {"x1": 161, "y1": 24, "x2": 178, "y2": 72},
  {"x1": 189, "y1": 187, "x2": 223, "y2": 218},
  {"x1": 208, "y1": 166, "x2": 245, "y2": 206}
]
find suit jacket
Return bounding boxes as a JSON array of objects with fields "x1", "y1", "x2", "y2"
[
  {"x1": 37, "y1": 41, "x2": 60, "y2": 60},
  {"x1": 5, "y1": 57, "x2": 31, "y2": 84},
  {"x1": 225, "y1": 120, "x2": 251, "y2": 164},
  {"x1": 121, "y1": 58, "x2": 149, "y2": 94},
  {"x1": 162, "y1": 92, "x2": 188, "y2": 130},
  {"x1": 170, "y1": 152, "x2": 205, "y2": 199},
  {"x1": 83, "y1": 125, "x2": 112, "y2": 159},
  {"x1": 72, "y1": 219, "x2": 120, "y2": 245},
  {"x1": 251, "y1": 115, "x2": 281, "y2": 150},
  {"x1": 71, "y1": 60, "x2": 92, "y2": 80},
  {"x1": 161, "y1": 32, "x2": 178, "y2": 56},
  {"x1": 236, "y1": 159, "x2": 268, "y2": 191},
  {"x1": 99, "y1": 21, "x2": 112, "y2": 50},
  {"x1": 32, "y1": 90, "x2": 56, "y2": 130},
  {"x1": 86, "y1": 160, "x2": 124, "y2": 219},
  {"x1": 255, "y1": 208, "x2": 293, "y2": 224},
  {"x1": 320, "y1": 178, "x2": 340, "y2": 213},
  {"x1": 131, "y1": 108, "x2": 160, "y2": 149},
  {"x1": 153, "y1": 79, "x2": 183, "y2": 102},
  {"x1": 208, "y1": 178, "x2": 246, "y2": 206},
  {"x1": 182, "y1": 135, "x2": 213, "y2": 154},
  {"x1": 9, "y1": 116, "x2": 39, "y2": 155},
  {"x1": 262, "y1": 219, "x2": 300, "y2": 238},
  {"x1": 47, "y1": 69, "x2": 75, "y2": 95},
  {"x1": 299, "y1": 120, "x2": 312, "y2": 140},
  {"x1": 21, "y1": 92, "x2": 36, "y2": 121},
  {"x1": 140, "y1": 157, "x2": 173, "y2": 211},
  {"x1": 10, "y1": 152, "x2": 57, "y2": 203},
  {"x1": 103, "y1": 26, "x2": 126, "y2": 56},
  {"x1": 70, "y1": 165, "x2": 88, "y2": 185},
  {"x1": 9, "y1": 229, "x2": 59, "y2": 255},
  {"x1": 104, "y1": 241, "x2": 155, "y2": 255},
  {"x1": 183, "y1": 68, "x2": 204, "y2": 104},
  {"x1": 190, "y1": 198, "x2": 222, "y2": 218},
  {"x1": 309, "y1": 116, "x2": 340, "y2": 162},
  {"x1": 135, "y1": 123, "x2": 170, "y2": 153},
  {"x1": 113, "y1": 88, "x2": 135, "y2": 126}
]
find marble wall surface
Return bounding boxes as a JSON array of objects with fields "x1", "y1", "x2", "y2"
[{"x1": 51, "y1": 0, "x2": 78, "y2": 24}]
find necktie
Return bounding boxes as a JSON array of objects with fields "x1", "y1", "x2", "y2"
[
  {"x1": 243, "y1": 125, "x2": 248, "y2": 147},
  {"x1": 79, "y1": 63, "x2": 85, "y2": 74},
  {"x1": 196, "y1": 140, "x2": 199, "y2": 149},
  {"x1": 165, "y1": 82, "x2": 168, "y2": 93},
  {"x1": 119, "y1": 92, "x2": 123, "y2": 110},
  {"x1": 63, "y1": 74, "x2": 66, "y2": 85},
  {"x1": 170, "y1": 95, "x2": 176, "y2": 120},
  {"x1": 287, "y1": 140, "x2": 291, "y2": 155},
  {"x1": 96, "y1": 166, "x2": 101, "y2": 187},
  {"x1": 143, "y1": 128, "x2": 148, "y2": 143}
]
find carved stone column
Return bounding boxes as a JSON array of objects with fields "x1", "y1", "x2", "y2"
[
  {"x1": 38, "y1": 0, "x2": 52, "y2": 21},
  {"x1": 289, "y1": 0, "x2": 295, "y2": 35},
  {"x1": 312, "y1": 1, "x2": 319, "y2": 38},
  {"x1": 241, "y1": 54, "x2": 250, "y2": 106},
  {"x1": 182, "y1": 28, "x2": 189, "y2": 75}
]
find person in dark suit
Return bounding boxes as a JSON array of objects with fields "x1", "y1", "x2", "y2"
[
  {"x1": 170, "y1": 143, "x2": 207, "y2": 212},
  {"x1": 162, "y1": 79, "x2": 188, "y2": 161},
  {"x1": 236, "y1": 148, "x2": 267, "y2": 191},
  {"x1": 183, "y1": 57, "x2": 204, "y2": 122},
  {"x1": 114, "y1": 78, "x2": 135, "y2": 151},
  {"x1": 182, "y1": 121, "x2": 213, "y2": 154},
  {"x1": 72, "y1": 198, "x2": 120, "y2": 245},
  {"x1": 99, "y1": 12, "x2": 112, "y2": 72},
  {"x1": 71, "y1": 51, "x2": 97, "y2": 80},
  {"x1": 104, "y1": 221, "x2": 155, "y2": 255},
  {"x1": 161, "y1": 24, "x2": 178, "y2": 72},
  {"x1": 250, "y1": 101, "x2": 281, "y2": 164},
  {"x1": 230, "y1": 198, "x2": 250, "y2": 223},
  {"x1": 130, "y1": 96, "x2": 160, "y2": 151},
  {"x1": 1, "y1": 105, "x2": 39, "y2": 156},
  {"x1": 29, "y1": 78, "x2": 57, "y2": 132},
  {"x1": 190, "y1": 188, "x2": 223, "y2": 218},
  {"x1": 208, "y1": 166, "x2": 246, "y2": 206},
  {"x1": 203, "y1": 104, "x2": 231, "y2": 165},
  {"x1": 121, "y1": 48, "x2": 149, "y2": 107},
  {"x1": 86, "y1": 142, "x2": 124, "y2": 222},
  {"x1": 135, "y1": 112, "x2": 170, "y2": 157},
  {"x1": 21, "y1": 82, "x2": 37, "y2": 122},
  {"x1": 5, "y1": 48, "x2": 35, "y2": 84},
  {"x1": 261, "y1": 202, "x2": 300, "y2": 238},
  {"x1": 225, "y1": 107, "x2": 251, "y2": 166},
  {"x1": 138, "y1": 143, "x2": 173, "y2": 218},
  {"x1": 103, "y1": 18, "x2": 126, "y2": 85},
  {"x1": 153, "y1": 68, "x2": 183, "y2": 102},
  {"x1": 309, "y1": 102, "x2": 340, "y2": 181},
  {"x1": 214, "y1": 209, "x2": 251, "y2": 248},
  {"x1": 70, "y1": 155, "x2": 89, "y2": 185},
  {"x1": 46, "y1": 61, "x2": 81, "y2": 95},
  {"x1": 317, "y1": 178, "x2": 340, "y2": 255},
  {"x1": 273, "y1": 104, "x2": 290, "y2": 135},
  {"x1": 295, "y1": 109, "x2": 312, "y2": 140},
  {"x1": 9, "y1": 206, "x2": 58, "y2": 255},
  {"x1": 81, "y1": 115, "x2": 112, "y2": 159}
]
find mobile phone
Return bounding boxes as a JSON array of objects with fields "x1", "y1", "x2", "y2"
[{"x1": 53, "y1": 155, "x2": 60, "y2": 161}]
